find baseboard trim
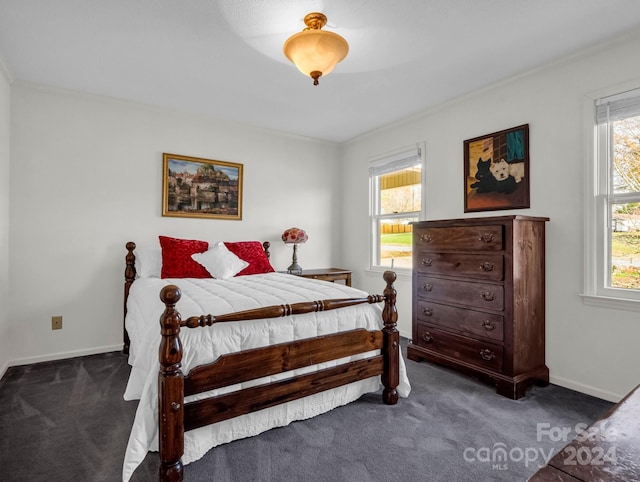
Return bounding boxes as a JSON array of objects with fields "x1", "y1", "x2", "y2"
[
  {"x1": 550, "y1": 374, "x2": 623, "y2": 403},
  {"x1": 6, "y1": 344, "x2": 124, "y2": 370}
]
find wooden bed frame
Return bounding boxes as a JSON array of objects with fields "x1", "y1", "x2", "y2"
[{"x1": 124, "y1": 241, "x2": 400, "y2": 482}]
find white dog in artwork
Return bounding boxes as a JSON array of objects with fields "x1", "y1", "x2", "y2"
[{"x1": 489, "y1": 158, "x2": 525, "y2": 183}]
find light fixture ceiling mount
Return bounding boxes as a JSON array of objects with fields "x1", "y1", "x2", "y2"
[{"x1": 283, "y1": 12, "x2": 349, "y2": 86}]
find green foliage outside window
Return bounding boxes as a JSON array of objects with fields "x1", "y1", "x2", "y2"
[{"x1": 610, "y1": 116, "x2": 640, "y2": 289}]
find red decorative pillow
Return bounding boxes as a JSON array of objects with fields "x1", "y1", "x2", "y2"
[
  {"x1": 224, "y1": 241, "x2": 274, "y2": 276},
  {"x1": 159, "y1": 236, "x2": 210, "y2": 278}
]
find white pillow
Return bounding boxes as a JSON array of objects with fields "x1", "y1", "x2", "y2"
[
  {"x1": 191, "y1": 242, "x2": 249, "y2": 279},
  {"x1": 134, "y1": 247, "x2": 162, "y2": 278}
]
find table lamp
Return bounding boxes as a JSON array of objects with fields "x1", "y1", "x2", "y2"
[{"x1": 281, "y1": 227, "x2": 308, "y2": 275}]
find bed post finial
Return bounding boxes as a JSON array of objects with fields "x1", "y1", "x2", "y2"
[
  {"x1": 159, "y1": 285, "x2": 185, "y2": 482},
  {"x1": 381, "y1": 270, "x2": 399, "y2": 405},
  {"x1": 123, "y1": 242, "x2": 136, "y2": 355},
  {"x1": 263, "y1": 241, "x2": 271, "y2": 259}
]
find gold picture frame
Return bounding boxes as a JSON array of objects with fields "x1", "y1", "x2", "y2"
[{"x1": 162, "y1": 153, "x2": 243, "y2": 220}]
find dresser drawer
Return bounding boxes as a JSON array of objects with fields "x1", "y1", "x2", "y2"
[
  {"x1": 416, "y1": 300, "x2": 504, "y2": 342},
  {"x1": 414, "y1": 252, "x2": 504, "y2": 281},
  {"x1": 415, "y1": 324, "x2": 504, "y2": 372},
  {"x1": 414, "y1": 225, "x2": 503, "y2": 251},
  {"x1": 416, "y1": 275, "x2": 504, "y2": 311}
]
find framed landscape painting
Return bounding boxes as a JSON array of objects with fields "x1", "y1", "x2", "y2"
[
  {"x1": 464, "y1": 124, "x2": 530, "y2": 213},
  {"x1": 162, "y1": 153, "x2": 243, "y2": 220}
]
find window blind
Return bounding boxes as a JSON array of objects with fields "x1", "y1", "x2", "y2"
[
  {"x1": 596, "y1": 87, "x2": 640, "y2": 124},
  {"x1": 369, "y1": 148, "x2": 422, "y2": 177}
]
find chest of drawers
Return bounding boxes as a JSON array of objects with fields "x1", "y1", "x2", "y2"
[{"x1": 406, "y1": 215, "x2": 549, "y2": 399}]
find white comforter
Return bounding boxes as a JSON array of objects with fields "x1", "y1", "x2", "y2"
[{"x1": 123, "y1": 273, "x2": 410, "y2": 482}]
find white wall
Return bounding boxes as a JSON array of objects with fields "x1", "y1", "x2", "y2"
[
  {"x1": 0, "y1": 59, "x2": 11, "y2": 375},
  {"x1": 341, "y1": 29, "x2": 640, "y2": 402},
  {"x1": 8, "y1": 83, "x2": 341, "y2": 366}
]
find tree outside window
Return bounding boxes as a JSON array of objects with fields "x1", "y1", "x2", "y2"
[{"x1": 610, "y1": 115, "x2": 640, "y2": 290}]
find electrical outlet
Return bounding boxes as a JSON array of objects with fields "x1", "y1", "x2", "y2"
[{"x1": 51, "y1": 316, "x2": 62, "y2": 330}]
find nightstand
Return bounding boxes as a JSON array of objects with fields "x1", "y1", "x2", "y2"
[{"x1": 293, "y1": 268, "x2": 352, "y2": 287}]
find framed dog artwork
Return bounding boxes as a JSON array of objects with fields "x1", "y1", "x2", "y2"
[{"x1": 464, "y1": 124, "x2": 530, "y2": 213}]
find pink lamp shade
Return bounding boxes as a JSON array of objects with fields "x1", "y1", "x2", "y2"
[
  {"x1": 281, "y1": 228, "x2": 308, "y2": 274},
  {"x1": 281, "y1": 227, "x2": 308, "y2": 245}
]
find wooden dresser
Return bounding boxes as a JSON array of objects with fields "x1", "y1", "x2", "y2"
[{"x1": 406, "y1": 215, "x2": 549, "y2": 399}]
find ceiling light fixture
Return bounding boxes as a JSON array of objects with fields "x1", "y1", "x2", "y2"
[{"x1": 283, "y1": 12, "x2": 349, "y2": 86}]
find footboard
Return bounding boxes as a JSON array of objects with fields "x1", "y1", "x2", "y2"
[{"x1": 158, "y1": 271, "x2": 399, "y2": 482}]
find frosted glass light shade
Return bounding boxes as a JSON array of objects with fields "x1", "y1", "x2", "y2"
[{"x1": 283, "y1": 31, "x2": 348, "y2": 78}]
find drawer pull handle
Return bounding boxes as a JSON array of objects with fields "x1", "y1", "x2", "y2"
[
  {"x1": 480, "y1": 262, "x2": 494, "y2": 272},
  {"x1": 481, "y1": 291, "x2": 496, "y2": 302},
  {"x1": 422, "y1": 332, "x2": 433, "y2": 343},
  {"x1": 479, "y1": 349, "x2": 496, "y2": 361},
  {"x1": 423, "y1": 283, "x2": 433, "y2": 292},
  {"x1": 420, "y1": 234, "x2": 433, "y2": 243},
  {"x1": 422, "y1": 258, "x2": 433, "y2": 266},
  {"x1": 481, "y1": 320, "x2": 496, "y2": 331},
  {"x1": 478, "y1": 232, "x2": 495, "y2": 243},
  {"x1": 422, "y1": 307, "x2": 433, "y2": 316}
]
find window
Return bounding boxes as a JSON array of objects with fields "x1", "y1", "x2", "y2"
[
  {"x1": 584, "y1": 88, "x2": 640, "y2": 308},
  {"x1": 369, "y1": 147, "x2": 423, "y2": 270}
]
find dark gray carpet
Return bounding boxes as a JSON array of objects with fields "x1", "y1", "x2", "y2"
[{"x1": 0, "y1": 341, "x2": 613, "y2": 482}]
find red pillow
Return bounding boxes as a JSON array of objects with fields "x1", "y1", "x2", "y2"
[
  {"x1": 224, "y1": 241, "x2": 274, "y2": 276},
  {"x1": 159, "y1": 235, "x2": 210, "y2": 278}
]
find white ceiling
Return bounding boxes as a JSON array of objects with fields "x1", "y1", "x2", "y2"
[{"x1": 1, "y1": 0, "x2": 640, "y2": 143}]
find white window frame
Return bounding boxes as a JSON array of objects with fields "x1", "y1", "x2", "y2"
[
  {"x1": 583, "y1": 85, "x2": 640, "y2": 311},
  {"x1": 369, "y1": 144, "x2": 425, "y2": 273}
]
